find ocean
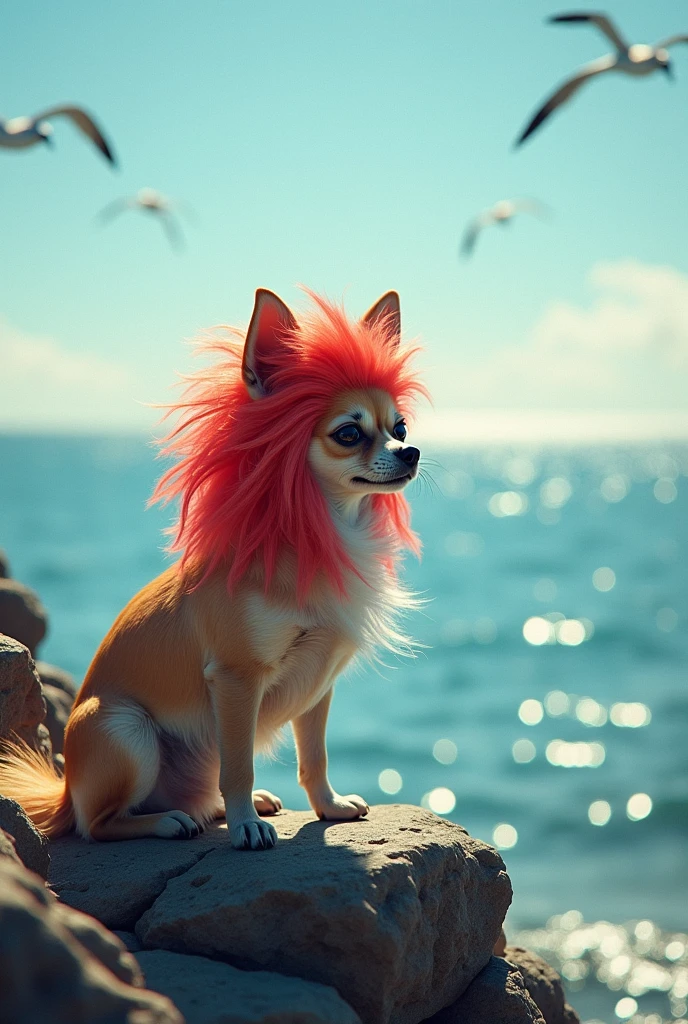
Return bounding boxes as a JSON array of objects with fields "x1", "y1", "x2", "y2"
[{"x1": 0, "y1": 434, "x2": 686, "y2": 1024}]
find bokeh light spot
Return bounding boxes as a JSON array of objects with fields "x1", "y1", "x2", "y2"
[
  {"x1": 556, "y1": 619, "x2": 586, "y2": 646},
  {"x1": 512, "y1": 738, "x2": 536, "y2": 763},
  {"x1": 593, "y1": 567, "x2": 616, "y2": 592},
  {"x1": 614, "y1": 996, "x2": 638, "y2": 1019},
  {"x1": 545, "y1": 690, "x2": 570, "y2": 717},
  {"x1": 600, "y1": 474, "x2": 629, "y2": 503},
  {"x1": 654, "y1": 478, "x2": 677, "y2": 504},
  {"x1": 523, "y1": 617, "x2": 554, "y2": 646},
  {"x1": 426, "y1": 787, "x2": 456, "y2": 815},
  {"x1": 626, "y1": 793, "x2": 652, "y2": 821},
  {"x1": 518, "y1": 699, "x2": 544, "y2": 725},
  {"x1": 504, "y1": 456, "x2": 537, "y2": 486},
  {"x1": 492, "y1": 823, "x2": 518, "y2": 849},
  {"x1": 610, "y1": 703, "x2": 651, "y2": 728},
  {"x1": 588, "y1": 800, "x2": 612, "y2": 826},
  {"x1": 378, "y1": 769, "x2": 402, "y2": 795},
  {"x1": 575, "y1": 698, "x2": 607, "y2": 727},
  {"x1": 433, "y1": 738, "x2": 458, "y2": 765},
  {"x1": 546, "y1": 740, "x2": 605, "y2": 767},
  {"x1": 540, "y1": 476, "x2": 572, "y2": 509},
  {"x1": 488, "y1": 490, "x2": 528, "y2": 517}
]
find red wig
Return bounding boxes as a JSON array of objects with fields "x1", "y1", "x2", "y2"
[{"x1": 152, "y1": 290, "x2": 427, "y2": 601}]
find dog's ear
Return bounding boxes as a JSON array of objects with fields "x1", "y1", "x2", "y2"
[
  {"x1": 362, "y1": 291, "x2": 401, "y2": 347},
  {"x1": 242, "y1": 289, "x2": 297, "y2": 399}
]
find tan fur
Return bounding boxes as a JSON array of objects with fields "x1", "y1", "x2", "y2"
[{"x1": 0, "y1": 296, "x2": 420, "y2": 850}]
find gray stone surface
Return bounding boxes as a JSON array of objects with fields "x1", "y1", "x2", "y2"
[
  {"x1": 137, "y1": 949, "x2": 362, "y2": 1024},
  {"x1": 0, "y1": 857, "x2": 182, "y2": 1024},
  {"x1": 0, "y1": 548, "x2": 9, "y2": 578},
  {"x1": 425, "y1": 955, "x2": 546, "y2": 1023},
  {"x1": 41, "y1": 681, "x2": 74, "y2": 754},
  {"x1": 36, "y1": 659, "x2": 79, "y2": 698},
  {"x1": 49, "y1": 826, "x2": 223, "y2": 929},
  {"x1": 504, "y1": 947, "x2": 580, "y2": 1024},
  {"x1": 0, "y1": 579, "x2": 47, "y2": 653},
  {"x1": 136, "y1": 805, "x2": 512, "y2": 1024},
  {"x1": 0, "y1": 633, "x2": 51, "y2": 757},
  {"x1": 0, "y1": 794, "x2": 50, "y2": 878}
]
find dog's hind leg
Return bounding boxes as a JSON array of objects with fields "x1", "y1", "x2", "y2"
[{"x1": 65, "y1": 697, "x2": 199, "y2": 841}]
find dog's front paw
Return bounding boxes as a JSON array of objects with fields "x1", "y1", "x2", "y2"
[
  {"x1": 252, "y1": 788, "x2": 283, "y2": 815},
  {"x1": 229, "y1": 816, "x2": 278, "y2": 850},
  {"x1": 315, "y1": 793, "x2": 369, "y2": 821}
]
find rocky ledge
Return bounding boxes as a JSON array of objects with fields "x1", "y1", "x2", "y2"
[{"x1": 50, "y1": 803, "x2": 512, "y2": 1024}]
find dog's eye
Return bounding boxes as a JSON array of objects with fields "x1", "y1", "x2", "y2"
[
  {"x1": 332, "y1": 424, "x2": 361, "y2": 447},
  {"x1": 393, "y1": 421, "x2": 407, "y2": 441}
]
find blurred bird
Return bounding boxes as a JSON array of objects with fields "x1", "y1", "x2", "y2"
[
  {"x1": 460, "y1": 198, "x2": 549, "y2": 257},
  {"x1": 516, "y1": 12, "x2": 688, "y2": 146},
  {"x1": 98, "y1": 188, "x2": 190, "y2": 250},
  {"x1": 0, "y1": 105, "x2": 116, "y2": 165}
]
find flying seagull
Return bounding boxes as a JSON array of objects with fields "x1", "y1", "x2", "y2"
[
  {"x1": 0, "y1": 105, "x2": 116, "y2": 164},
  {"x1": 460, "y1": 198, "x2": 549, "y2": 257},
  {"x1": 98, "y1": 188, "x2": 190, "y2": 250},
  {"x1": 516, "y1": 12, "x2": 688, "y2": 146}
]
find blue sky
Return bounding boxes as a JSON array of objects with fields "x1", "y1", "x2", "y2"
[{"x1": 2, "y1": 1, "x2": 688, "y2": 434}]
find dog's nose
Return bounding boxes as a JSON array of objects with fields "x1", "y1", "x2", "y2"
[{"x1": 394, "y1": 445, "x2": 420, "y2": 468}]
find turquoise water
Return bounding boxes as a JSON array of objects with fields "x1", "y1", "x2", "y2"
[{"x1": 1, "y1": 435, "x2": 686, "y2": 1020}]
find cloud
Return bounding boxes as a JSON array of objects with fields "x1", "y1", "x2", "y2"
[
  {"x1": 0, "y1": 320, "x2": 150, "y2": 431},
  {"x1": 434, "y1": 260, "x2": 688, "y2": 410}
]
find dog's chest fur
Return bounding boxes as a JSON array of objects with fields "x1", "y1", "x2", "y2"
[{"x1": 249, "y1": 510, "x2": 410, "y2": 668}]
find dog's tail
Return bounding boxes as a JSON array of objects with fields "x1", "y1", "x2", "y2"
[{"x1": 0, "y1": 740, "x2": 74, "y2": 838}]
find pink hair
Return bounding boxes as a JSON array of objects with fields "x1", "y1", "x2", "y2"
[{"x1": 152, "y1": 291, "x2": 428, "y2": 602}]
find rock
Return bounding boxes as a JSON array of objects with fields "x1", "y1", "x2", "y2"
[
  {"x1": 0, "y1": 579, "x2": 47, "y2": 654},
  {"x1": 41, "y1": 682, "x2": 74, "y2": 754},
  {"x1": 504, "y1": 947, "x2": 580, "y2": 1024},
  {"x1": 0, "y1": 634, "x2": 52, "y2": 757},
  {"x1": 136, "y1": 949, "x2": 362, "y2": 1024},
  {"x1": 50, "y1": 826, "x2": 224, "y2": 930},
  {"x1": 57, "y1": 902, "x2": 145, "y2": 987},
  {"x1": 114, "y1": 930, "x2": 144, "y2": 952},
  {"x1": 0, "y1": 826, "x2": 22, "y2": 865},
  {"x1": 0, "y1": 795, "x2": 50, "y2": 878},
  {"x1": 36, "y1": 660, "x2": 79, "y2": 699},
  {"x1": 494, "y1": 928, "x2": 507, "y2": 956},
  {"x1": 425, "y1": 956, "x2": 546, "y2": 1023},
  {"x1": 0, "y1": 549, "x2": 9, "y2": 578},
  {"x1": 134, "y1": 805, "x2": 511, "y2": 1024},
  {"x1": 0, "y1": 857, "x2": 182, "y2": 1024}
]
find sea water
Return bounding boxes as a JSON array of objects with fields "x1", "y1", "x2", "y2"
[{"x1": 0, "y1": 435, "x2": 686, "y2": 1023}]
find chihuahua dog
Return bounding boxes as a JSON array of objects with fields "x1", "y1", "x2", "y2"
[{"x1": 0, "y1": 289, "x2": 426, "y2": 850}]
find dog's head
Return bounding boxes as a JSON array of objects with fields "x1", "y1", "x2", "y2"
[
  {"x1": 155, "y1": 287, "x2": 425, "y2": 598},
  {"x1": 241, "y1": 289, "x2": 421, "y2": 504}
]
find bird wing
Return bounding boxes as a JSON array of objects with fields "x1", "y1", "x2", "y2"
[
  {"x1": 97, "y1": 197, "x2": 134, "y2": 224},
  {"x1": 460, "y1": 213, "x2": 494, "y2": 257},
  {"x1": 550, "y1": 12, "x2": 628, "y2": 51},
  {"x1": 511, "y1": 197, "x2": 551, "y2": 219},
  {"x1": 160, "y1": 212, "x2": 186, "y2": 251},
  {"x1": 515, "y1": 55, "x2": 616, "y2": 146},
  {"x1": 655, "y1": 34, "x2": 688, "y2": 49},
  {"x1": 33, "y1": 105, "x2": 117, "y2": 165}
]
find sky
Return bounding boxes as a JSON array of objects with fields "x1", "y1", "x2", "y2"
[{"x1": 2, "y1": 0, "x2": 688, "y2": 438}]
